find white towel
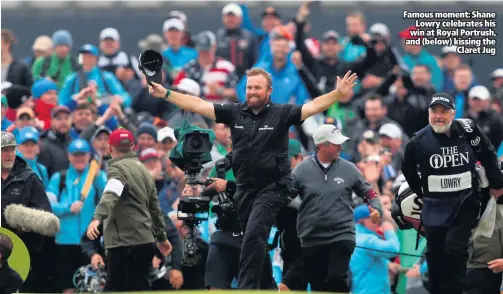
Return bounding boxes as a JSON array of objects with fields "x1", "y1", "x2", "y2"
[{"x1": 472, "y1": 196, "x2": 503, "y2": 240}]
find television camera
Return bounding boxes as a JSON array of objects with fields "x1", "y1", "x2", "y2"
[
  {"x1": 170, "y1": 128, "x2": 214, "y2": 266},
  {"x1": 170, "y1": 127, "x2": 239, "y2": 266}
]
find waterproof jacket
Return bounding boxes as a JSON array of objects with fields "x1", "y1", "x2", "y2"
[
  {"x1": 47, "y1": 165, "x2": 107, "y2": 245},
  {"x1": 94, "y1": 152, "x2": 167, "y2": 249}
]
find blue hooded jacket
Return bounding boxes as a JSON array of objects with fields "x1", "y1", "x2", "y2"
[
  {"x1": 402, "y1": 49, "x2": 443, "y2": 91},
  {"x1": 58, "y1": 66, "x2": 132, "y2": 110},
  {"x1": 350, "y1": 223, "x2": 400, "y2": 294},
  {"x1": 47, "y1": 165, "x2": 107, "y2": 245},
  {"x1": 16, "y1": 151, "x2": 49, "y2": 187},
  {"x1": 236, "y1": 60, "x2": 310, "y2": 104}
]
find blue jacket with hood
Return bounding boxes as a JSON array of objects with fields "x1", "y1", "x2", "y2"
[{"x1": 47, "y1": 164, "x2": 107, "y2": 245}]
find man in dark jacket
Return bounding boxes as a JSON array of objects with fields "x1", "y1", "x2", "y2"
[
  {"x1": 293, "y1": 3, "x2": 377, "y2": 95},
  {"x1": 465, "y1": 85, "x2": 503, "y2": 150},
  {"x1": 216, "y1": 4, "x2": 257, "y2": 78},
  {"x1": 86, "y1": 128, "x2": 172, "y2": 292},
  {"x1": 1, "y1": 131, "x2": 53, "y2": 293},
  {"x1": 38, "y1": 106, "x2": 73, "y2": 177},
  {"x1": 293, "y1": 124, "x2": 382, "y2": 292},
  {"x1": 0, "y1": 233, "x2": 24, "y2": 294},
  {"x1": 1, "y1": 29, "x2": 33, "y2": 88}
]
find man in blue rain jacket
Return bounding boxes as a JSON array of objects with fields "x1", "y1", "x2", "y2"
[
  {"x1": 58, "y1": 44, "x2": 132, "y2": 112},
  {"x1": 350, "y1": 205, "x2": 400, "y2": 294},
  {"x1": 47, "y1": 138, "x2": 107, "y2": 292},
  {"x1": 236, "y1": 33, "x2": 309, "y2": 105},
  {"x1": 15, "y1": 126, "x2": 49, "y2": 187}
]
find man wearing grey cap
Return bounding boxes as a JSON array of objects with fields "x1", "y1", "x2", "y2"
[
  {"x1": 489, "y1": 68, "x2": 503, "y2": 107},
  {"x1": 98, "y1": 27, "x2": 140, "y2": 79},
  {"x1": 1, "y1": 131, "x2": 52, "y2": 292},
  {"x1": 161, "y1": 17, "x2": 198, "y2": 80},
  {"x1": 465, "y1": 85, "x2": 503, "y2": 150},
  {"x1": 216, "y1": 3, "x2": 257, "y2": 78},
  {"x1": 292, "y1": 124, "x2": 382, "y2": 292},
  {"x1": 402, "y1": 92, "x2": 503, "y2": 294}
]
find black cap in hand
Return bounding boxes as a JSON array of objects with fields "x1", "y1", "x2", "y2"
[{"x1": 138, "y1": 49, "x2": 164, "y2": 85}]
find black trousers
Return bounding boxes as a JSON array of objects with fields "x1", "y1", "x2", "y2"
[
  {"x1": 205, "y1": 242, "x2": 276, "y2": 289},
  {"x1": 280, "y1": 221, "x2": 308, "y2": 290},
  {"x1": 282, "y1": 255, "x2": 308, "y2": 290},
  {"x1": 424, "y1": 196, "x2": 480, "y2": 294},
  {"x1": 105, "y1": 242, "x2": 156, "y2": 292},
  {"x1": 301, "y1": 240, "x2": 355, "y2": 293},
  {"x1": 233, "y1": 182, "x2": 288, "y2": 289},
  {"x1": 54, "y1": 244, "x2": 89, "y2": 291},
  {"x1": 464, "y1": 268, "x2": 502, "y2": 294}
]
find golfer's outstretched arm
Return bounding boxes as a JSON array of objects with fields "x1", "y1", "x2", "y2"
[
  {"x1": 300, "y1": 71, "x2": 358, "y2": 121},
  {"x1": 149, "y1": 82, "x2": 216, "y2": 120}
]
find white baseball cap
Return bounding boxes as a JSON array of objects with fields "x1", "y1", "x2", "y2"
[
  {"x1": 222, "y1": 3, "x2": 243, "y2": 17},
  {"x1": 379, "y1": 123, "x2": 403, "y2": 139},
  {"x1": 176, "y1": 78, "x2": 201, "y2": 96},
  {"x1": 99, "y1": 28, "x2": 120, "y2": 41},
  {"x1": 441, "y1": 46, "x2": 458, "y2": 56},
  {"x1": 163, "y1": 18, "x2": 185, "y2": 32},
  {"x1": 313, "y1": 124, "x2": 350, "y2": 145},
  {"x1": 369, "y1": 23, "x2": 390, "y2": 38},
  {"x1": 468, "y1": 85, "x2": 491, "y2": 100},
  {"x1": 158, "y1": 127, "x2": 177, "y2": 144},
  {"x1": 491, "y1": 68, "x2": 503, "y2": 80}
]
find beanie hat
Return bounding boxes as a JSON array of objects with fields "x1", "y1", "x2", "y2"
[
  {"x1": 31, "y1": 79, "x2": 58, "y2": 99},
  {"x1": 136, "y1": 122, "x2": 158, "y2": 143},
  {"x1": 52, "y1": 30, "x2": 73, "y2": 48}
]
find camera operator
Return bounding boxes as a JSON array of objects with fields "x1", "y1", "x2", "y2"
[
  {"x1": 276, "y1": 139, "x2": 306, "y2": 291},
  {"x1": 401, "y1": 93, "x2": 503, "y2": 294},
  {"x1": 149, "y1": 63, "x2": 357, "y2": 289},
  {"x1": 292, "y1": 124, "x2": 383, "y2": 293},
  {"x1": 198, "y1": 152, "x2": 276, "y2": 290},
  {"x1": 86, "y1": 128, "x2": 172, "y2": 292}
]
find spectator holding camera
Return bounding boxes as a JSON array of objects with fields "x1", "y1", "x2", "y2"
[
  {"x1": 292, "y1": 2, "x2": 376, "y2": 96},
  {"x1": 345, "y1": 95, "x2": 402, "y2": 161},
  {"x1": 58, "y1": 44, "x2": 131, "y2": 111},
  {"x1": 377, "y1": 65, "x2": 433, "y2": 138}
]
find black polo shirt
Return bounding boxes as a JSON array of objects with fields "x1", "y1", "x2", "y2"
[{"x1": 214, "y1": 101, "x2": 303, "y2": 188}]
